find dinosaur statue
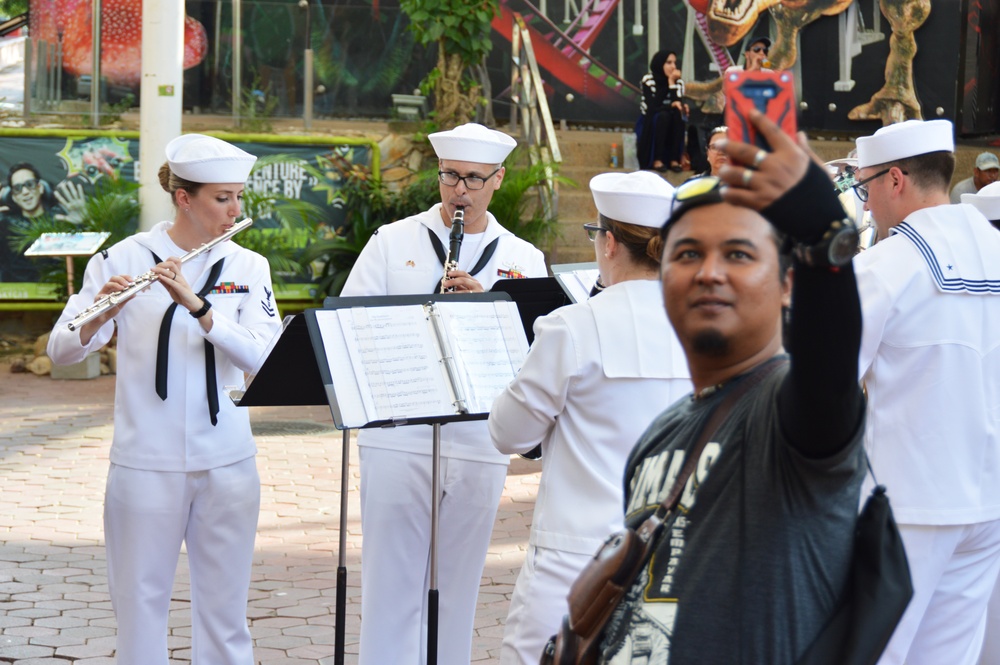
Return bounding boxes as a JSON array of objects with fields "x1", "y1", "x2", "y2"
[{"x1": 685, "y1": 0, "x2": 929, "y2": 125}]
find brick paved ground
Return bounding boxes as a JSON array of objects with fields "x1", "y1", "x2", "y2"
[{"x1": 0, "y1": 366, "x2": 542, "y2": 663}]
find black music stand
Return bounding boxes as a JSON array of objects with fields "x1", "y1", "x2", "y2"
[
  {"x1": 310, "y1": 292, "x2": 524, "y2": 665},
  {"x1": 490, "y1": 276, "x2": 571, "y2": 344}
]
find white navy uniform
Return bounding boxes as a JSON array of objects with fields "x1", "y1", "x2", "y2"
[
  {"x1": 341, "y1": 203, "x2": 547, "y2": 665},
  {"x1": 48, "y1": 221, "x2": 280, "y2": 664},
  {"x1": 854, "y1": 204, "x2": 1000, "y2": 665},
  {"x1": 489, "y1": 279, "x2": 691, "y2": 665}
]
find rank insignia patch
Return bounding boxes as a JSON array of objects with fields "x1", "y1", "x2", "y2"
[{"x1": 261, "y1": 286, "x2": 276, "y2": 317}]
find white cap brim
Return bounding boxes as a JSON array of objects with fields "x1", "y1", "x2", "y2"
[
  {"x1": 961, "y1": 180, "x2": 1000, "y2": 221},
  {"x1": 855, "y1": 119, "x2": 954, "y2": 169},
  {"x1": 429, "y1": 123, "x2": 517, "y2": 164},
  {"x1": 590, "y1": 171, "x2": 675, "y2": 228},
  {"x1": 166, "y1": 134, "x2": 257, "y2": 184}
]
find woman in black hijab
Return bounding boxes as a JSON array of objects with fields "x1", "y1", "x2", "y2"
[{"x1": 635, "y1": 50, "x2": 687, "y2": 172}]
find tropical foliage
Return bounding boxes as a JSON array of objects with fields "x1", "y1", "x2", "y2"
[
  {"x1": 301, "y1": 149, "x2": 572, "y2": 299},
  {"x1": 398, "y1": 0, "x2": 500, "y2": 127}
]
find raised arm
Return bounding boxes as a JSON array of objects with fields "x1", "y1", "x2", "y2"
[{"x1": 719, "y1": 112, "x2": 865, "y2": 458}]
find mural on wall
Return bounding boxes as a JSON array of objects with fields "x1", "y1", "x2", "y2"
[
  {"x1": 20, "y1": 0, "x2": 997, "y2": 134},
  {"x1": 0, "y1": 135, "x2": 370, "y2": 289},
  {"x1": 680, "y1": 0, "x2": 929, "y2": 125},
  {"x1": 29, "y1": 0, "x2": 208, "y2": 89}
]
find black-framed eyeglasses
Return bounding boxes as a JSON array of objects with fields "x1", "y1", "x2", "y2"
[
  {"x1": 750, "y1": 46, "x2": 769, "y2": 54},
  {"x1": 438, "y1": 168, "x2": 501, "y2": 190},
  {"x1": 661, "y1": 176, "x2": 724, "y2": 237},
  {"x1": 11, "y1": 179, "x2": 38, "y2": 193},
  {"x1": 583, "y1": 222, "x2": 608, "y2": 242},
  {"x1": 851, "y1": 167, "x2": 907, "y2": 202}
]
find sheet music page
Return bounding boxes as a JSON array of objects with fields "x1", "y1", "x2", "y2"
[
  {"x1": 552, "y1": 263, "x2": 600, "y2": 303},
  {"x1": 337, "y1": 306, "x2": 453, "y2": 422},
  {"x1": 438, "y1": 301, "x2": 529, "y2": 414},
  {"x1": 314, "y1": 309, "x2": 369, "y2": 427}
]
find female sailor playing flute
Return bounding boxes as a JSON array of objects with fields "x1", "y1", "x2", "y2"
[{"x1": 47, "y1": 134, "x2": 280, "y2": 665}]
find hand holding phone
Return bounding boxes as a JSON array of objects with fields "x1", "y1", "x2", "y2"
[{"x1": 723, "y1": 70, "x2": 797, "y2": 156}]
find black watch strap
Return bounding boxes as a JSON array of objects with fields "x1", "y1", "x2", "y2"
[{"x1": 190, "y1": 297, "x2": 212, "y2": 319}]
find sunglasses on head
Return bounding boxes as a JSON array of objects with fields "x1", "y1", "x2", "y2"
[
  {"x1": 660, "y1": 176, "x2": 724, "y2": 238},
  {"x1": 11, "y1": 179, "x2": 38, "y2": 193}
]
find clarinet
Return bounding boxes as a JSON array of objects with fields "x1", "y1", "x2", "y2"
[
  {"x1": 67, "y1": 218, "x2": 254, "y2": 331},
  {"x1": 441, "y1": 207, "x2": 464, "y2": 293}
]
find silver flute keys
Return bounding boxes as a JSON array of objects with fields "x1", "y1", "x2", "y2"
[
  {"x1": 67, "y1": 218, "x2": 254, "y2": 331},
  {"x1": 442, "y1": 207, "x2": 464, "y2": 293}
]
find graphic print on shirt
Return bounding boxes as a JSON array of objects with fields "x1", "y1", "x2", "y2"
[{"x1": 603, "y1": 441, "x2": 722, "y2": 663}]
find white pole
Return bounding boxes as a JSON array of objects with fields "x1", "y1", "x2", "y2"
[
  {"x1": 138, "y1": 0, "x2": 184, "y2": 232},
  {"x1": 90, "y1": 0, "x2": 100, "y2": 127},
  {"x1": 233, "y1": 0, "x2": 242, "y2": 128},
  {"x1": 648, "y1": 0, "x2": 659, "y2": 57}
]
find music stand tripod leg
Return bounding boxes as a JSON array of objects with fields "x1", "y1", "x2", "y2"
[
  {"x1": 335, "y1": 429, "x2": 350, "y2": 665},
  {"x1": 428, "y1": 422, "x2": 442, "y2": 665}
]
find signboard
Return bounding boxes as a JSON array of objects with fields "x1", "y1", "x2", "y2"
[
  {"x1": 25, "y1": 231, "x2": 110, "y2": 256},
  {"x1": 0, "y1": 130, "x2": 375, "y2": 292}
]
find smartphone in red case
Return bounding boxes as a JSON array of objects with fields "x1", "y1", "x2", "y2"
[{"x1": 723, "y1": 69, "x2": 797, "y2": 155}]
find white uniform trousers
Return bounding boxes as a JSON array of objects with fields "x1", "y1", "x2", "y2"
[
  {"x1": 358, "y1": 446, "x2": 507, "y2": 665},
  {"x1": 501, "y1": 546, "x2": 591, "y2": 665},
  {"x1": 977, "y1": 576, "x2": 1000, "y2": 664},
  {"x1": 104, "y1": 458, "x2": 260, "y2": 665},
  {"x1": 878, "y1": 520, "x2": 1000, "y2": 665}
]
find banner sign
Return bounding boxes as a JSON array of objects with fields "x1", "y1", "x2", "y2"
[{"x1": 0, "y1": 131, "x2": 375, "y2": 294}]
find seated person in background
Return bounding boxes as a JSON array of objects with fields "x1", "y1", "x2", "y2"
[
  {"x1": 962, "y1": 180, "x2": 1000, "y2": 232},
  {"x1": 637, "y1": 50, "x2": 688, "y2": 173},
  {"x1": 949, "y1": 151, "x2": 999, "y2": 203},
  {"x1": 489, "y1": 171, "x2": 692, "y2": 665},
  {"x1": 696, "y1": 125, "x2": 729, "y2": 177},
  {"x1": 725, "y1": 36, "x2": 772, "y2": 74}
]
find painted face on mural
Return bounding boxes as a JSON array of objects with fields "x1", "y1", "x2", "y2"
[{"x1": 10, "y1": 168, "x2": 45, "y2": 218}]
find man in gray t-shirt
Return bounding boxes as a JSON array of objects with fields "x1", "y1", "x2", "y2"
[{"x1": 597, "y1": 113, "x2": 866, "y2": 664}]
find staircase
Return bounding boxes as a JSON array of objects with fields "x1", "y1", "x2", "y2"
[{"x1": 547, "y1": 128, "x2": 692, "y2": 265}]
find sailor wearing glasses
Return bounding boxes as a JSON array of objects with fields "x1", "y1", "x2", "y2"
[
  {"x1": 341, "y1": 122, "x2": 546, "y2": 665},
  {"x1": 851, "y1": 119, "x2": 1000, "y2": 665},
  {"x1": 489, "y1": 171, "x2": 692, "y2": 665}
]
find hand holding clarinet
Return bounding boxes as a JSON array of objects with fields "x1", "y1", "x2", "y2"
[{"x1": 440, "y1": 206, "x2": 485, "y2": 293}]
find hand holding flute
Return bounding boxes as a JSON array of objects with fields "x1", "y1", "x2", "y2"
[{"x1": 69, "y1": 217, "x2": 253, "y2": 336}]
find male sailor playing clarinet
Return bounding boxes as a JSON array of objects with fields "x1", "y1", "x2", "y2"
[
  {"x1": 47, "y1": 134, "x2": 280, "y2": 665},
  {"x1": 341, "y1": 122, "x2": 547, "y2": 664}
]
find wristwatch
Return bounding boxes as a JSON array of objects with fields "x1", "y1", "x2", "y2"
[
  {"x1": 793, "y1": 218, "x2": 859, "y2": 269},
  {"x1": 190, "y1": 297, "x2": 212, "y2": 319}
]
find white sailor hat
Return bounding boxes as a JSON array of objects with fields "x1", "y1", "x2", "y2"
[
  {"x1": 855, "y1": 119, "x2": 954, "y2": 169},
  {"x1": 961, "y1": 180, "x2": 1000, "y2": 221},
  {"x1": 590, "y1": 171, "x2": 676, "y2": 228},
  {"x1": 428, "y1": 123, "x2": 517, "y2": 164},
  {"x1": 166, "y1": 134, "x2": 257, "y2": 184}
]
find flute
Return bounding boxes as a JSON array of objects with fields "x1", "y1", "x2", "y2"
[
  {"x1": 441, "y1": 207, "x2": 464, "y2": 293},
  {"x1": 67, "y1": 218, "x2": 254, "y2": 332}
]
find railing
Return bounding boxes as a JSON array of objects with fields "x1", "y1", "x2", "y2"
[{"x1": 509, "y1": 12, "x2": 562, "y2": 222}]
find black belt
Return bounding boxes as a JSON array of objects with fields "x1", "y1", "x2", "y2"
[
  {"x1": 426, "y1": 226, "x2": 499, "y2": 294},
  {"x1": 153, "y1": 254, "x2": 225, "y2": 426}
]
